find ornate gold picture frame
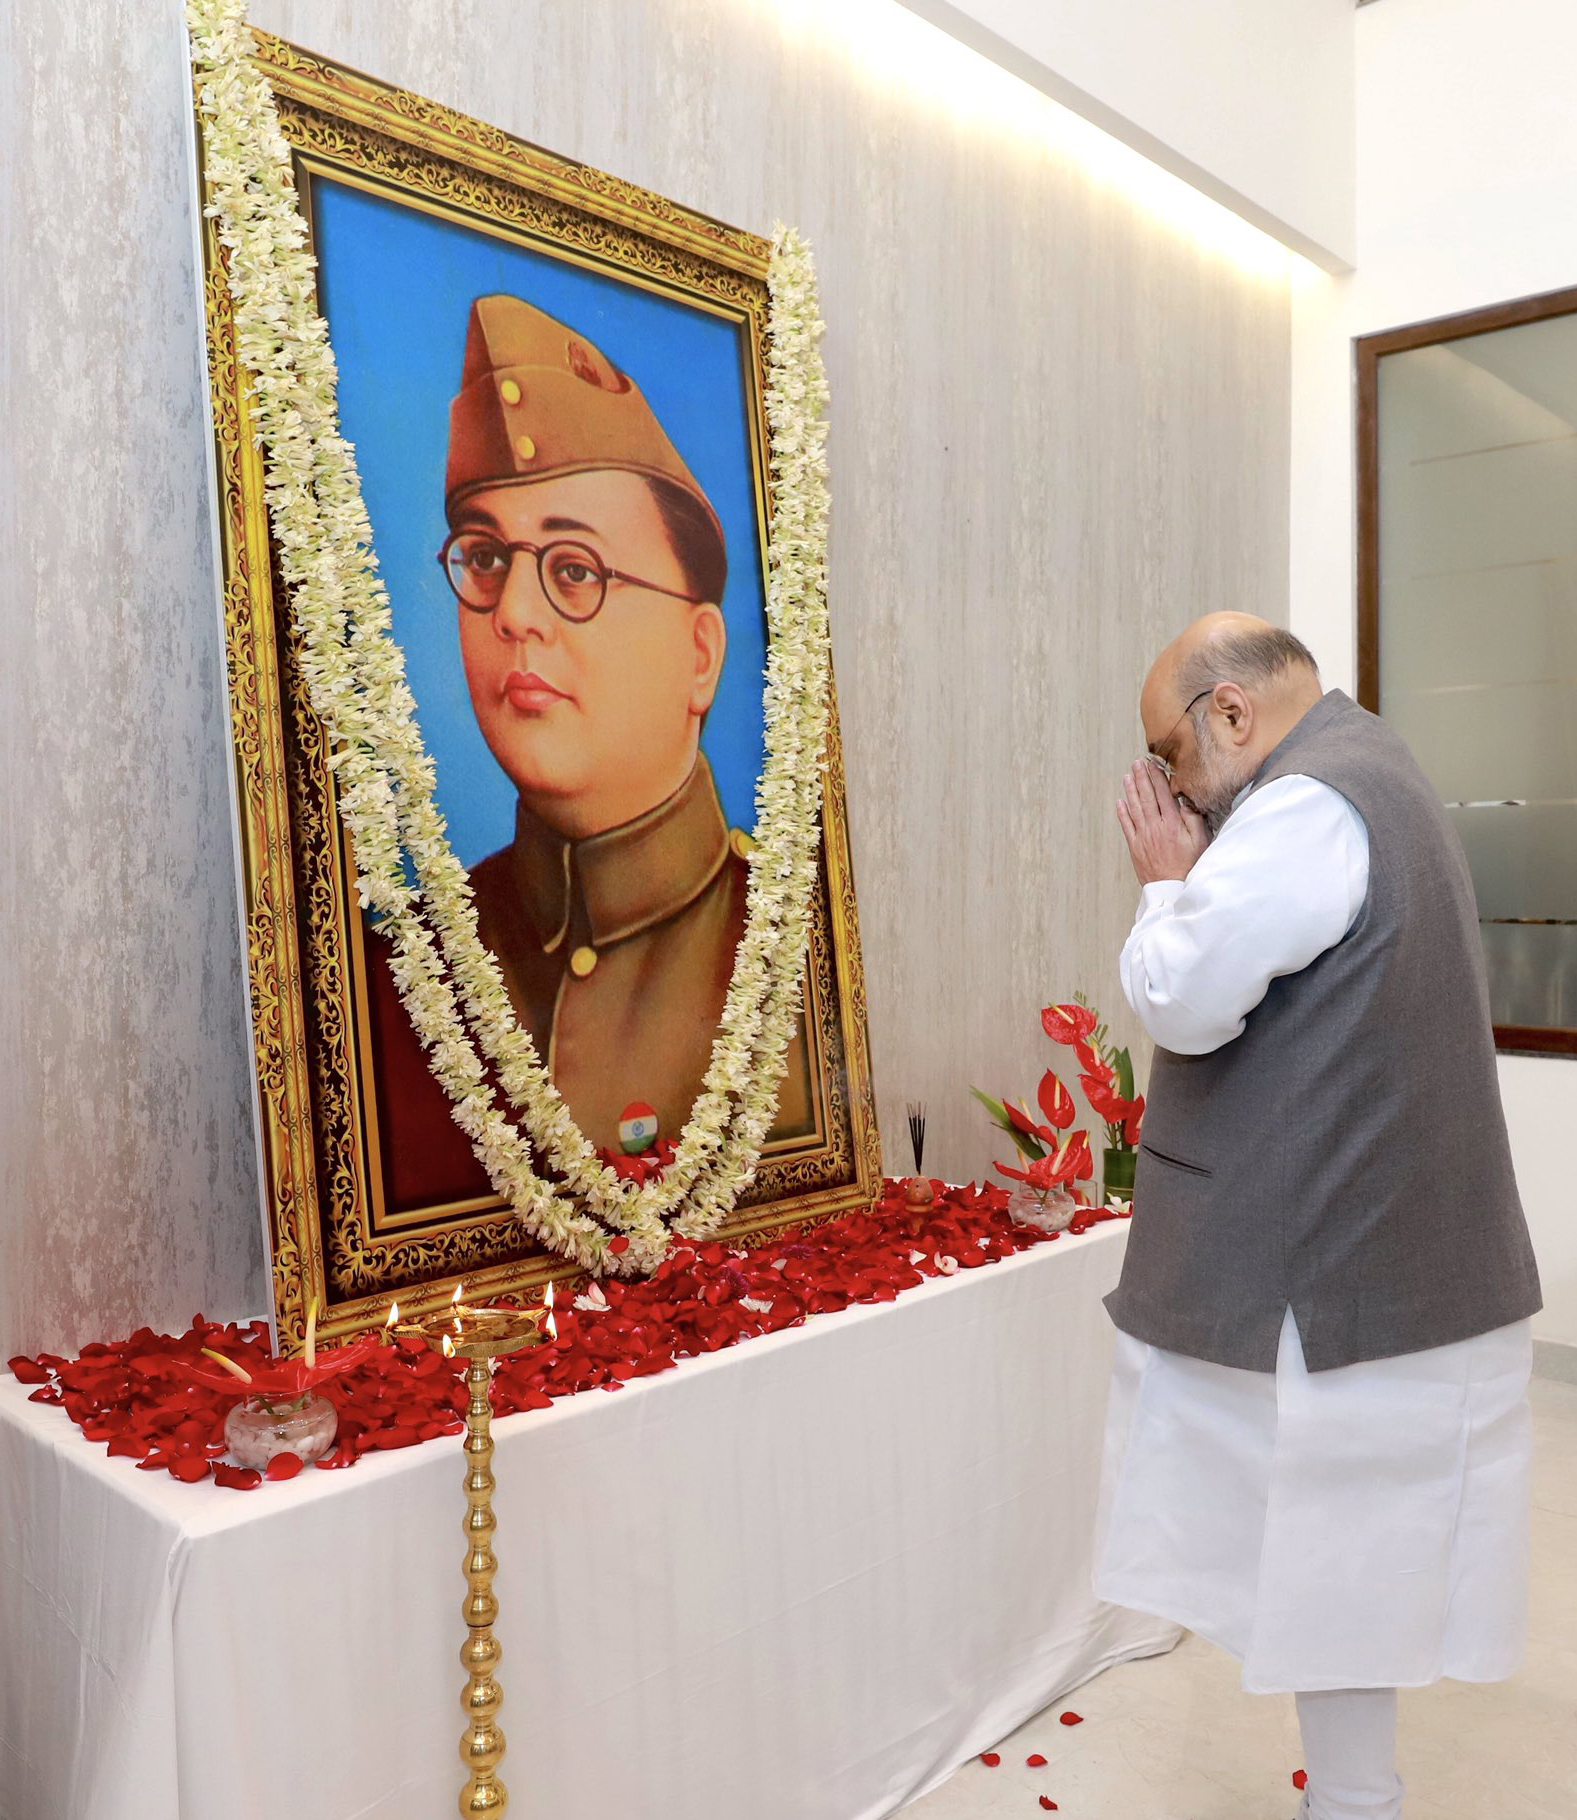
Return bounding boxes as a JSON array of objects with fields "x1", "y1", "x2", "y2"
[{"x1": 193, "y1": 31, "x2": 880, "y2": 1350}]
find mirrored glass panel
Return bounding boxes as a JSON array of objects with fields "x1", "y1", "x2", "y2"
[{"x1": 1362, "y1": 293, "x2": 1577, "y2": 1052}]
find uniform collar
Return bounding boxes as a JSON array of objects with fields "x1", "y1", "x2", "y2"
[{"x1": 507, "y1": 753, "x2": 731, "y2": 952}]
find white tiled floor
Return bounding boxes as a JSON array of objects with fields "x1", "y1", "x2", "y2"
[{"x1": 904, "y1": 1376, "x2": 1577, "y2": 1820}]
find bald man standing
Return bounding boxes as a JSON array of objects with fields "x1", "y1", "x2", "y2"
[{"x1": 1092, "y1": 618, "x2": 1542, "y2": 1820}]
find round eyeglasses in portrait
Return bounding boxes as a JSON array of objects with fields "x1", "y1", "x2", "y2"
[{"x1": 437, "y1": 528, "x2": 709, "y2": 624}]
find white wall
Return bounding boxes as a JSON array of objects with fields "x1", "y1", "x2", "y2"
[
  {"x1": 0, "y1": 0, "x2": 1291, "y2": 1357},
  {"x1": 1290, "y1": 0, "x2": 1577, "y2": 1348},
  {"x1": 901, "y1": 0, "x2": 1356, "y2": 269}
]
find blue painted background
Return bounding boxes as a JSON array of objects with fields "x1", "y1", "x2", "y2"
[{"x1": 309, "y1": 177, "x2": 769, "y2": 863}]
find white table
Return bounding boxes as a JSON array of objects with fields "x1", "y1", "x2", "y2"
[{"x1": 0, "y1": 1220, "x2": 1179, "y2": 1820}]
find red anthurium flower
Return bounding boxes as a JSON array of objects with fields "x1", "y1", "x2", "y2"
[
  {"x1": 168, "y1": 1334, "x2": 382, "y2": 1402},
  {"x1": 1041, "y1": 1002, "x2": 1097, "y2": 1047},
  {"x1": 996, "y1": 1130, "x2": 1093, "y2": 1190},
  {"x1": 1036, "y1": 1070, "x2": 1076, "y2": 1131},
  {"x1": 1004, "y1": 1099, "x2": 1051, "y2": 1149},
  {"x1": 1080, "y1": 1069, "x2": 1126, "y2": 1122},
  {"x1": 1122, "y1": 1096, "x2": 1145, "y2": 1147}
]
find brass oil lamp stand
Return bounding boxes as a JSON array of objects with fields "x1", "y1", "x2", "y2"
[{"x1": 403, "y1": 1295, "x2": 553, "y2": 1818}]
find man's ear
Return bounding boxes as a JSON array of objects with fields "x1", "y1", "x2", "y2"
[
  {"x1": 689, "y1": 604, "x2": 727, "y2": 716},
  {"x1": 1215, "y1": 682, "x2": 1254, "y2": 746}
]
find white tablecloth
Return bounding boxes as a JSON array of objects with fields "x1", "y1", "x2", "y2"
[{"x1": 1, "y1": 1221, "x2": 1179, "y2": 1820}]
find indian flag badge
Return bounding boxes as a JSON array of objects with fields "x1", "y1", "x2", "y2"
[{"x1": 618, "y1": 1102, "x2": 659, "y2": 1155}]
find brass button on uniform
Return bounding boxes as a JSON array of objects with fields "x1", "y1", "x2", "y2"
[
  {"x1": 569, "y1": 945, "x2": 598, "y2": 979},
  {"x1": 729, "y1": 828, "x2": 756, "y2": 861},
  {"x1": 499, "y1": 378, "x2": 522, "y2": 405},
  {"x1": 514, "y1": 433, "x2": 537, "y2": 461}
]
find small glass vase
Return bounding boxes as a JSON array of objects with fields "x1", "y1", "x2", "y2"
[
  {"x1": 1006, "y1": 1183, "x2": 1077, "y2": 1233},
  {"x1": 1102, "y1": 1146, "x2": 1137, "y2": 1208},
  {"x1": 224, "y1": 1392, "x2": 338, "y2": 1470}
]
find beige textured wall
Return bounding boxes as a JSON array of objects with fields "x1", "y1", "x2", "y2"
[{"x1": 0, "y1": 0, "x2": 1289, "y2": 1357}]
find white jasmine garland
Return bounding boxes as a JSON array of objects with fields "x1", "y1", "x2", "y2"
[{"x1": 188, "y1": 0, "x2": 833, "y2": 1273}]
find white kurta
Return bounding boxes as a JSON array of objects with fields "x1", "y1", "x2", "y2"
[{"x1": 1093, "y1": 774, "x2": 1535, "y2": 1694}]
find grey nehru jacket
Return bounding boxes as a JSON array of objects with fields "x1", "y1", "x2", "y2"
[{"x1": 1104, "y1": 689, "x2": 1542, "y2": 1373}]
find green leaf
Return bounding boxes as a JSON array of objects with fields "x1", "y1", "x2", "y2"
[
  {"x1": 1114, "y1": 1047, "x2": 1135, "y2": 1103},
  {"x1": 969, "y1": 1087, "x2": 1012, "y2": 1130},
  {"x1": 1008, "y1": 1126, "x2": 1048, "y2": 1161}
]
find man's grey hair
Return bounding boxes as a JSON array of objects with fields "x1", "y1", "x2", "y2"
[{"x1": 1175, "y1": 625, "x2": 1320, "y2": 707}]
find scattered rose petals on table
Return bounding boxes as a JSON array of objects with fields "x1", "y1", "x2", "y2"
[
  {"x1": 1038, "y1": 1798, "x2": 1059, "y2": 1811},
  {"x1": 1059, "y1": 1711, "x2": 1084, "y2": 1726},
  {"x1": 1293, "y1": 1770, "x2": 1309, "y2": 1790},
  {"x1": 6, "y1": 1181, "x2": 1130, "y2": 1488},
  {"x1": 1026, "y1": 1753, "x2": 1048, "y2": 1767},
  {"x1": 980, "y1": 1752, "x2": 1002, "y2": 1767}
]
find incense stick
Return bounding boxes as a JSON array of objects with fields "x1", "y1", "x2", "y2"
[{"x1": 906, "y1": 1102, "x2": 927, "y2": 1175}]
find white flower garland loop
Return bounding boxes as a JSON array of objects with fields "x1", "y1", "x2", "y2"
[{"x1": 188, "y1": 0, "x2": 834, "y2": 1274}]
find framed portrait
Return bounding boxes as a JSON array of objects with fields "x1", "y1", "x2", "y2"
[{"x1": 192, "y1": 31, "x2": 881, "y2": 1349}]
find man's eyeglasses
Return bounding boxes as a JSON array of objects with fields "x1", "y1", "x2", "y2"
[
  {"x1": 1146, "y1": 686, "x2": 1216, "y2": 781},
  {"x1": 436, "y1": 529, "x2": 706, "y2": 624}
]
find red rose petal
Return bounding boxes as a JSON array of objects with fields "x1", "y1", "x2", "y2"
[
  {"x1": 1059, "y1": 1712, "x2": 1083, "y2": 1726},
  {"x1": 264, "y1": 1451, "x2": 303, "y2": 1480},
  {"x1": 980, "y1": 1753, "x2": 1001, "y2": 1767},
  {"x1": 6, "y1": 1355, "x2": 51, "y2": 1385},
  {"x1": 168, "y1": 1454, "x2": 211, "y2": 1483},
  {"x1": 213, "y1": 1464, "x2": 262, "y2": 1490},
  {"x1": 608, "y1": 1235, "x2": 630, "y2": 1255},
  {"x1": 1293, "y1": 1770, "x2": 1308, "y2": 1791},
  {"x1": 1026, "y1": 1754, "x2": 1048, "y2": 1767},
  {"x1": 17, "y1": 1180, "x2": 1114, "y2": 1487},
  {"x1": 1039, "y1": 1799, "x2": 1059, "y2": 1811}
]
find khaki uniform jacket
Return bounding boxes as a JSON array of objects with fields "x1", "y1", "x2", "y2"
[
  {"x1": 364, "y1": 756, "x2": 813, "y2": 1212},
  {"x1": 471, "y1": 754, "x2": 814, "y2": 1151}
]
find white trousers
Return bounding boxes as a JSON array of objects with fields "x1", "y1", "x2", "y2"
[
  {"x1": 1296, "y1": 1688, "x2": 1403, "y2": 1820},
  {"x1": 1093, "y1": 1304, "x2": 1534, "y2": 1693}
]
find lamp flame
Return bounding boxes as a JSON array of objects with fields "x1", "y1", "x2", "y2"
[
  {"x1": 441, "y1": 1334, "x2": 455, "y2": 1358},
  {"x1": 451, "y1": 1282, "x2": 464, "y2": 1306},
  {"x1": 385, "y1": 1301, "x2": 399, "y2": 1330},
  {"x1": 544, "y1": 1279, "x2": 557, "y2": 1341}
]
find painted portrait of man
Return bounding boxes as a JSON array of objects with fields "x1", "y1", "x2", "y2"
[{"x1": 305, "y1": 181, "x2": 819, "y2": 1219}]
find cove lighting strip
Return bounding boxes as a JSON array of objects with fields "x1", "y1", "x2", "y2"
[{"x1": 775, "y1": 0, "x2": 1318, "y2": 283}]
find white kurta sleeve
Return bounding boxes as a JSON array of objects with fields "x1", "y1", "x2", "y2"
[{"x1": 1120, "y1": 774, "x2": 1370, "y2": 1055}]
